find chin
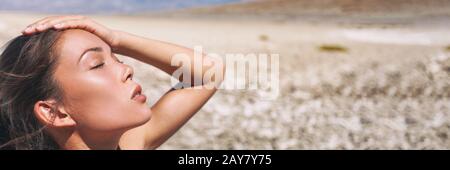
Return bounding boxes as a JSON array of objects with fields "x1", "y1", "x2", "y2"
[{"x1": 133, "y1": 108, "x2": 153, "y2": 127}]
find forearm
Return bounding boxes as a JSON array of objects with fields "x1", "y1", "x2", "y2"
[
  {"x1": 112, "y1": 32, "x2": 226, "y2": 149},
  {"x1": 113, "y1": 31, "x2": 223, "y2": 86}
]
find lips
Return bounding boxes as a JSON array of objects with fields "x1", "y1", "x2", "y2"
[{"x1": 131, "y1": 84, "x2": 147, "y2": 103}]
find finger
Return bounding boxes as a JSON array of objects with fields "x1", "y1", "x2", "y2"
[
  {"x1": 22, "y1": 16, "x2": 58, "y2": 34},
  {"x1": 53, "y1": 19, "x2": 96, "y2": 32},
  {"x1": 53, "y1": 19, "x2": 113, "y2": 44},
  {"x1": 23, "y1": 15, "x2": 86, "y2": 34},
  {"x1": 26, "y1": 17, "x2": 54, "y2": 28},
  {"x1": 22, "y1": 25, "x2": 37, "y2": 35},
  {"x1": 38, "y1": 15, "x2": 86, "y2": 30}
]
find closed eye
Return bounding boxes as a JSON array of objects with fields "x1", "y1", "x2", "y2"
[{"x1": 91, "y1": 63, "x2": 105, "y2": 70}]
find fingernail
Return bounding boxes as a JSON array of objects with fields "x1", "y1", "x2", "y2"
[
  {"x1": 37, "y1": 25, "x2": 44, "y2": 30},
  {"x1": 24, "y1": 27, "x2": 32, "y2": 32},
  {"x1": 54, "y1": 23, "x2": 63, "y2": 28}
]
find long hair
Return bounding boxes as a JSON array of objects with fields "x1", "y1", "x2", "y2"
[{"x1": 0, "y1": 29, "x2": 64, "y2": 150}]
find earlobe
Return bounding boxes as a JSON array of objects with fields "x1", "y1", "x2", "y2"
[{"x1": 33, "y1": 100, "x2": 76, "y2": 128}]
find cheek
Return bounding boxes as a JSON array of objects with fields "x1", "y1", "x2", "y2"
[
  {"x1": 68, "y1": 71, "x2": 122, "y2": 104},
  {"x1": 60, "y1": 71, "x2": 151, "y2": 131},
  {"x1": 62, "y1": 72, "x2": 130, "y2": 130}
]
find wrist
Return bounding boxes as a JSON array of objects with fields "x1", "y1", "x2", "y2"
[{"x1": 110, "y1": 30, "x2": 124, "y2": 52}]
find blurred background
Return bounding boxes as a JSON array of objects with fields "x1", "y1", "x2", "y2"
[{"x1": 0, "y1": 0, "x2": 449, "y2": 149}]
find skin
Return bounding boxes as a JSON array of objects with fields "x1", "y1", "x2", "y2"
[{"x1": 23, "y1": 16, "x2": 225, "y2": 150}]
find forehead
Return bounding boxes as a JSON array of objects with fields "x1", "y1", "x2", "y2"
[{"x1": 56, "y1": 29, "x2": 109, "y2": 59}]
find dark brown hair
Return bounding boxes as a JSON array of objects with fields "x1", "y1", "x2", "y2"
[{"x1": 0, "y1": 29, "x2": 63, "y2": 150}]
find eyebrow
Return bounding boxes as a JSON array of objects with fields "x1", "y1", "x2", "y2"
[{"x1": 77, "y1": 47, "x2": 103, "y2": 64}]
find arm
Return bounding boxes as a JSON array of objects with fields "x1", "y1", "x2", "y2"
[{"x1": 114, "y1": 31, "x2": 225, "y2": 149}]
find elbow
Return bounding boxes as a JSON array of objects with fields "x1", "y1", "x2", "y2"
[
  {"x1": 212, "y1": 56, "x2": 226, "y2": 87},
  {"x1": 202, "y1": 54, "x2": 225, "y2": 87},
  {"x1": 217, "y1": 58, "x2": 226, "y2": 85}
]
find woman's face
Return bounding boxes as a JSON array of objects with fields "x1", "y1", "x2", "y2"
[{"x1": 52, "y1": 29, "x2": 152, "y2": 132}]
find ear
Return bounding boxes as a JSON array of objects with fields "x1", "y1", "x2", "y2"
[{"x1": 33, "y1": 100, "x2": 76, "y2": 128}]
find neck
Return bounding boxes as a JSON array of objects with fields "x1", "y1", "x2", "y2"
[{"x1": 51, "y1": 127, "x2": 123, "y2": 150}]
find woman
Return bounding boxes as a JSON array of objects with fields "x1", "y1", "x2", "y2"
[{"x1": 0, "y1": 16, "x2": 225, "y2": 150}]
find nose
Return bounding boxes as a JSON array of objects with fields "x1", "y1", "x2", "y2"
[{"x1": 121, "y1": 64, "x2": 134, "y2": 83}]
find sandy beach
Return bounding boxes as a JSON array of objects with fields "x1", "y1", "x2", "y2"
[{"x1": 1, "y1": 0, "x2": 449, "y2": 149}]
